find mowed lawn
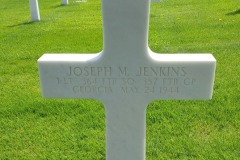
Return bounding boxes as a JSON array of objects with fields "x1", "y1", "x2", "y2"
[{"x1": 0, "y1": 0, "x2": 239, "y2": 159}]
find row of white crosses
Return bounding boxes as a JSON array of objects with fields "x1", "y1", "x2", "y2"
[
  {"x1": 29, "y1": 0, "x2": 68, "y2": 22},
  {"x1": 29, "y1": 0, "x2": 159, "y2": 22},
  {"x1": 38, "y1": 0, "x2": 216, "y2": 159}
]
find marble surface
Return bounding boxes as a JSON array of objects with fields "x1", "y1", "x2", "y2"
[
  {"x1": 62, "y1": 0, "x2": 68, "y2": 5},
  {"x1": 29, "y1": 0, "x2": 40, "y2": 21},
  {"x1": 38, "y1": 0, "x2": 216, "y2": 159}
]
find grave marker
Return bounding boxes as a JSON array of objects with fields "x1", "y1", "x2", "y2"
[
  {"x1": 29, "y1": 0, "x2": 40, "y2": 21},
  {"x1": 62, "y1": 0, "x2": 68, "y2": 5},
  {"x1": 38, "y1": 0, "x2": 216, "y2": 159}
]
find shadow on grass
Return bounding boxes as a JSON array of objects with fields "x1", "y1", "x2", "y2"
[
  {"x1": 7, "y1": 21, "x2": 39, "y2": 28},
  {"x1": 226, "y1": 9, "x2": 240, "y2": 16},
  {"x1": 51, "y1": 4, "x2": 64, "y2": 8},
  {"x1": 51, "y1": 3, "x2": 71, "y2": 9}
]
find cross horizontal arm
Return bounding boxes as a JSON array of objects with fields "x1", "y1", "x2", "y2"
[{"x1": 38, "y1": 53, "x2": 216, "y2": 100}]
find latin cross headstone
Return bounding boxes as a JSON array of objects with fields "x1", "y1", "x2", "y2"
[
  {"x1": 62, "y1": 0, "x2": 68, "y2": 5},
  {"x1": 29, "y1": 0, "x2": 40, "y2": 22},
  {"x1": 38, "y1": 0, "x2": 216, "y2": 159}
]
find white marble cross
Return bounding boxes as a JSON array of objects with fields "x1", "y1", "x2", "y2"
[
  {"x1": 29, "y1": 0, "x2": 40, "y2": 22},
  {"x1": 62, "y1": 0, "x2": 68, "y2": 5},
  {"x1": 38, "y1": 0, "x2": 216, "y2": 159}
]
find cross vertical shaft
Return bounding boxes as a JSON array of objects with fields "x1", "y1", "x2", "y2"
[
  {"x1": 62, "y1": 0, "x2": 68, "y2": 5},
  {"x1": 29, "y1": 0, "x2": 40, "y2": 21},
  {"x1": 102, "y1": 0, "x2": 150, "y2": 61},
  {"x1": 104, "y1": 98, "x2": 148, "y2": 160},
  {"x1": 102, "y1": 2, "x2": 152, "y2": 158}
]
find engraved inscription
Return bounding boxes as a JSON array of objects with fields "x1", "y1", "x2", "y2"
[
  {"x1": 73, "y1": 86, "x2": 113, "y2": 94},
  {"x1": 136, "y1": 67, "x2": 186, "y2": 77},
  {"x1": 118, "y1": 66, "x2": 130, "y2": 76},
  {"x1": 68, "y1": 66, "x2": 112, "y2": 76},
  {"x1": 55, "y1": 66, "x2": 197, "y2": 95}
]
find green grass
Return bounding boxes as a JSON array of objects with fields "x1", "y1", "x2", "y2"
[{"x1": 0, "y1": 0, "x2": 240, "y2": 159}]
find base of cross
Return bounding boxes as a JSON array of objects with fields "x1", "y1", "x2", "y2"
[{"x1": 29, "y1": 0, "x2": 40, "y2": 22}]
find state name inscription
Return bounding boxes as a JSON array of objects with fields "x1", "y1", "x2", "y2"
[{"x1": 55, "y1": 66, "x2": 197, "y2": 95}]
